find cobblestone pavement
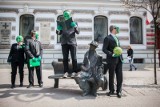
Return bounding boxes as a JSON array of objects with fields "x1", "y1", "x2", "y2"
[{"x1": 0, "y1": 68, "x2": 160, "y2": 107}]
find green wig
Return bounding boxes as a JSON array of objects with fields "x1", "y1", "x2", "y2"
[{"x1": 16, "y1": 35, "x2": 23, "y2": 43}]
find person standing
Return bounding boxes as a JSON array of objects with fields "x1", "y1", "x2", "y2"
[
  {"x1": 127, "y1": 45, "x2": 137, "y2": 71},
  {"x1": 56, "y1": 10, "x2": 79, "y2": 78},
  {"x1": 25, "y1": 30, "x2": 43, "y2": 88},
  {"x1": 7, "y1": 35, "x2": 25, "y2": 88},
  {"x1": 102, "y1": 25, "x2": 123, "y2": 98}
]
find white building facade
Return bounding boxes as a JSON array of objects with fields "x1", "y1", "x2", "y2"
[{"x1": 0, "y1": 0, "x2": 158, "y2": 67}]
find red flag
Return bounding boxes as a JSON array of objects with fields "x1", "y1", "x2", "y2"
[{"x1": 146, "y1": 5, "x2": 153, "y2": 25}]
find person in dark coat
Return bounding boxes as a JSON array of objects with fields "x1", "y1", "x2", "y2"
[
  {"x1": 25, "y1": 30, "x2": 43, "y2": 88},
  {"x1": 127, "y1": 45, "x2": 137, "y2": 71},
  {"x1": 56, "y1": 10, "x2": 79, "y2": 78},
  {"x1": 7, "y1": 35, "x2": 25, "y2": 88},
  {"x1": 102, "y1": 25, "x2": 123, "y2": 98}
]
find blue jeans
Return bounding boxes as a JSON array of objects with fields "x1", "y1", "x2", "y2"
[{"x1": 129, "y1": 58, "x2": 136, "y2": 70}]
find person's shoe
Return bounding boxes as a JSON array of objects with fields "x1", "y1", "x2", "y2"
[
  {"x1": 129, "y1": 69, "x2": 132, "y2": 71},
  {"x1": 92, "y1": 93, "x2": 98, "y2": 97},
  {"x1": 11, "y1": 84, "x2": 15, "y2": 89},
  {"x1": 39, "y1": 83, "x2": 43, "y2": 87},
  {"x1": 19, "y1": 83, "x2": 23, "y2": 87},
  {"x1": 117, "y1": 92, "x2": 122, "y2": 98},
  {"x1": 82, "y1": 92, "x2": 89, "y2": 96},
  {"x1": 63, "y1": 72, "x2": 68, "y2": 78},
  {"x1": 71, "y1": 72, "x2": 76, "y2": 78},
  {"x1": 107, "y1": 91, "x2": 114, "y2": 96},
  {"x1": 27, "y1": 84, "x2": 33, "y2": 88},
  {"x1": 135, "y1": 68, "x2": 137, "y2": 71}
]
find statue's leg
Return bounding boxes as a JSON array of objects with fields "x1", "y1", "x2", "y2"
[{"x1": 78, "y1": 79, "x2": 90, "y2": 96}]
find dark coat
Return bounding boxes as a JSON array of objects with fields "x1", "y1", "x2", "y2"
[
  {"x1": 102, "y1": 34, "x2": 123, "y2": 63},
  {"x1": 56, "y1": 25, "x2": 79, "y2": 45},
  {"x1": 7, "y1": 43, "x2": 25, "y2": 63},
  {"x1": 127, "y1": 48, "x2": 133, "y2": 58},
  {"x1": 24, "y1": 39, "x2": 43, "y2": 61}
]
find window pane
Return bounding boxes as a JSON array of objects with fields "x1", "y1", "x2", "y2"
[
  {"x1": 20, "y1": 14, "x2": 34, "y2": 42},
  {"x1": 94, "y1": 16, "x2": 108, "y2": 43},
  {"x1": 57, "y1": 15, "x2": 64, "y2": 43},
  {"x1": 130, "y1": 17, "x2": 143, "y2": 44}
]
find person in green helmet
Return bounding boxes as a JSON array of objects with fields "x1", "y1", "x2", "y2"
[
  {"x1": 102, "y1": 25, "x2": 124, "y2": 98},
  {"x1": 7, "y1": 35, "x2": 26, "y2": 88},
  {"x1": 24, "y1": 30, "x2": 43, "y2": 88},
  {"x1": 56, "y1": 10, "x2": 79, "y2": 78}
]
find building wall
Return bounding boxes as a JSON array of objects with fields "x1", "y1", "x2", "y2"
[{"x1": 0, "y1": 0, "x2": 158, "y2": 66}]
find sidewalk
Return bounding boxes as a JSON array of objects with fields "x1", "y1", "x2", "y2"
[{"x1": 0, "y1": 68, "x2": 160, "y2": 107}]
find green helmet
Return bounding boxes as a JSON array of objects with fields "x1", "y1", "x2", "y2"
[
  {"x1": 63, "y1": 10, "x2": 71, "y2": 20},
  {"x1": 35, "y1": 32, "x2": 39, "y2": 39},
  {"x1": 16, "y1": 35, "x2": 23, "y2": 43},
  {"x1": 116, "y1": 26, "x2": 120, "y2": 34}
]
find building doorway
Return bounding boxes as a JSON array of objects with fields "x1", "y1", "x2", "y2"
[{"x1": 19, "y1": 14, "x2": 34, "y2": 42}]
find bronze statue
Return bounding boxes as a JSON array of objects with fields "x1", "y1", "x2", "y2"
[{"x1": 75, "y1": 41, "x2": 107, "y2": 97}]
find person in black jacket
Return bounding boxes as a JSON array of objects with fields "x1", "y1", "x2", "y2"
[
  {"x1": 56, "y1": 10, "x2": 80, "y2": 78},
  {"x1": 127, "y1": 45, "x2": 137, "y2": 71},
  {"x1": 102, "y1": 25, "x2": 123, "y2": 98},
  {"x1": 25, "y1": 30, "x2": 43, "y2": 88},
  {"x1": 7, "y1": 35, "x2": 25, "y2": 88}
]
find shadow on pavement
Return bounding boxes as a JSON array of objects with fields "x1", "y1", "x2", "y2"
[
  {"x1": 0, "y1": 84, "x2": 97, "y2": 102},
  {"x1": 123, "y1": 84, "x2": 160, "y2": 88}
]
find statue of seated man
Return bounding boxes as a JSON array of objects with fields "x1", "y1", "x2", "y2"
[{"x1": 75, "y1": 41, "x2": 105, "y2": 97}]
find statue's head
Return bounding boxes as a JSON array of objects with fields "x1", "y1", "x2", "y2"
[
  {"x1": 89, "y1": 41, "x2": 98, "y2": 50},
  {"x1": 63, "y1": 10, "x2": 71, "y2": 20},
  {"x1": 16, "y1": 35, "x2": 23, "y2": 43}
]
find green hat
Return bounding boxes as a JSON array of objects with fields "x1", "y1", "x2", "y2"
[
  {"x1": 116, "y1": 26, "x2": 120, "y2": 34},
  {"x1": 16, "y1": 35, "x2": 23, "y2": 43},
  {"x1": 35, "y1": 32, "x2": 39, "y2": 39},
  {"x1": 63, "y1": 10, "x2": 71, "y2": 20}
]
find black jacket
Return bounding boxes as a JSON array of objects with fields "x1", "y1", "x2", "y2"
[
  {"x1": 127, "y1": 48, "x2": 133, "y2": 58},
  {"x1": 25, "y1": 39, "x2": 43, "y2": 61},
  {"x1": 7, "y1": 43, "x2": 25, "y2": 63},
  {"x1": 102, "y1": 34, "x2": 123, "y2": 63},
  {"x1": 56, "y1": 25, "x2": 79, "y2": 45}
]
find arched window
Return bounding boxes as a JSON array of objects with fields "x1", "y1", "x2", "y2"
[
  {"x1": 57, "y1": 15, "x2": 64, "y2": 43},
  {"x1": 130, "y1": 16, "x2": 143, "y2": 44},
  {"x1": 94, "y1": 16, "x2": 108, "y2": 43},
  {"x1": 20, "y1": 14, "x2": 34, "y2": 42}
]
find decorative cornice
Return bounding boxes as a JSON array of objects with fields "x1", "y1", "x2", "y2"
[
  {"x1": 77, "y1": 36, "x2": 92, "y2": 40},
  {"x1": 36, "y1": 18, "x2": 55, "y2": 22},
  {"x1": 42, "y1": 44, "x2": 54, "y2": 49},
  {"x1": 72, "y1": 10, "x2": 95, "y2": 15},
  {"x1": 0, "y1": 44, "x2": 10, "y2": 49},
  {"x1": 33, "y1": 9, "x2": 57, "y2": 14},
  {"x1": 77, "y1": 45, "x2": 89, "y2": 49},
  {"x1": 0, "y1": 8, "x2": 19, "y2": 13},
  {"x1": 120, "y1": 28, "x2": 129, "y2": 32},
  {"x1": 79, "y1": 27, "x2": 92, "y2": 32},
  {"x1": 110, "y1": 20, "x2": 128, "y2": 24},
  {"x1": 118, "y1": 36, "x2": 129, "y2": 40},
  {"x1": 0, "y1": 17, "x2": 16, "y2": 22},
  {"x1": 108, "y1": 11, "x2": 130, "y2": 16},
  {"x1": 74, "y1": 18, "x2": 92, "y2": 23}
]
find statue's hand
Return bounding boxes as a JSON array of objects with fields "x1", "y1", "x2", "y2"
[{"x1": 81, "y1": 65, "x2": 87, "y2": 71}]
